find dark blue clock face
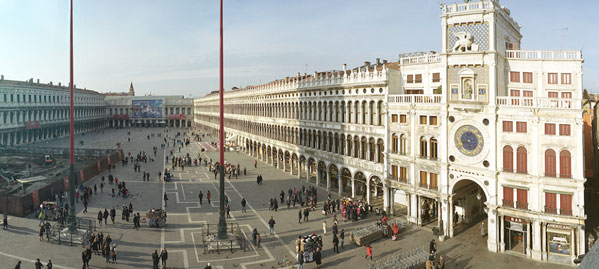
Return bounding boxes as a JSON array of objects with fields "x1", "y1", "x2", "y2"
[
  {"x1": 460, "y1": 132, "x2": 478, "y2": 151},
  {"x1": 454, "y1": 125, "x2": 484, "y2": 157}
]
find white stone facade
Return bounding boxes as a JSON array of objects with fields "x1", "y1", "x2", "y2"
[
  {"x1": 192, "y1": 0, "x2": 585, "y2": 264},
  {"x1": 0, "y1": 77, "x2": 107, "y2": 146}
]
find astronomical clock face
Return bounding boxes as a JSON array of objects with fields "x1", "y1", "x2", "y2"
[{"x1": 454, "y1": 125, "x2": 484, "y2": 157}]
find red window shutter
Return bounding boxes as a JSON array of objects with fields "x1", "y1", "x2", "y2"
[
  {"x1": 503, "y1": 146, "x2": 513, "y2": 172},
  {"x1": 548, "y1": 92, "x2": 558, "y2": 98},
  {"x1": 545, "y1": 149, "x2": 556, "y2": 177},
  {"x1": 545, "y1": 123, "x2": 556, "y2": 135},
  {"x1": 516, "y1": 122, "x2": 527, "y2": 133},
  {"x1": 560, "y1": 194, "x2": 572, "y2": 210},
  {"x1": 559, "y1": 124, "x2": 570, "y2": 136},
  {"x1": 503, "y1": 121, "x2": 513, "y2": 132},
  {"x1": 561, "y1": 92, "x2": 572, "y2": 99},
  {"x1": 503, "y1": 187, "x2": 513, "y2": 206},
  {"x1": 517, "y1": 189, "x2": 527, "y2": 207},
  {"x1": 545, "y1": 193, "x2": 557, "y2": 208},
  {"x1": 517, "y1": 147, "x2": 527, "y2": 173},
  {"x1": 560, "y1": 150, "x2": 571, "y2": 178}
]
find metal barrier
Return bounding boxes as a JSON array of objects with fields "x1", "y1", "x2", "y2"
[
  {"x1": 0, "y1": 146, "x2": 119, "y2": 158},
  {"x1": 201, "y1": 223, "x2": 248, "y2": 254},
  {"x1": 49, "y1": 217, "x2": 95, "y2": 246},
  {"x1": 369, "y1": 245, "x2": 429, "y2": 269}
]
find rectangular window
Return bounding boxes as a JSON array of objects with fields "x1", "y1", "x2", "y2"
[
  {"x1": 407, "y1": 75, "x2": 414, "y2": 83},
  {"x1": 503, "y1": 121, "x2": 513, "y2": 132},
  {"x1": 548, "y1": 73, "x2": 558, "y2": 84},
  {"x1": 400, "y1": 114, "x2": 406, "y2": 123},
  {"x1": 516, "y1": 122, "x2": 527, "y2": 133},
  {"x1": 559, "y1": 124, "x2": 571, "y2": 136},
  {"x1": 545, "y1": 123, "x2": 556, "y2": 135},
  {"x1": 523, "y1": 72, "x2": 533, "y2": 83},
  {"x1": 420, "y1": 138, "x2": 428, "y2": 157},
  {"x1": 415, "y1": 74, "x2": 422, "y2": 83},
  {"x1": 561, "y1": 73, "x2": 572, "y2": 84},
  {"x1": 560, "y1": 194, "x2": 572, "y2": 216},
  {"x1": 548, "y1": 91, "x2": 558, "y2": 98},
  {"x1": 503, "y1": 187, "x2": 514, "y2": 207},
  {"x1": 545, "y1": 192, "x2": 557, "y2": 214},
  {"x1": 391, "y1": 165, "x2": 398, "y2": 180},
  {"x1": 429, "y1": 116, "x2": 437, "y2": 126},
  {"x1": 391, "y1": 114, "x2": 398, "y2": 123},
  {"x1": 419, "y1": 171, "x2": 428, "y2": 188},
  {"x1": 400, "y1": 167, "x2": 407, "y2": 182},
  {"x1": 419, "y1": 115, "x2": 427, "y2": 125},
  {"x1": 516, "y1": 189, "x2": 528, "y2": 210},
  {"x1": 510, "y1": 71, "x2": 520, "y2": 83},
  {"x1": 432, "y1": 73, "x2": 440, "y2": 82}
]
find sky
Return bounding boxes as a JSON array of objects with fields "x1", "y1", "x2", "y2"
[{"x1": 0, "y1": 0, "x2": 597, "y2": 97}]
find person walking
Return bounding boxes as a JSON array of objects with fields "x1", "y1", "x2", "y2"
[
  {"x1": 160, "y1": 248, "x2": 168, "y2": 268},
  {"x1": 268, "y1": 216, "x2": 276, "y2": 235},
  {"x1": 340, "y1": 229, "x2": 345, "y2": 249},
  {"x1": 163, "y1": 192, "x2": 168, "y2": 207},
  {"x1": 298, "y1": 209, "x2": 302, "y2": 224},
  {"x1": 254, "y1": 160, "x2": 257, "y2": 168},
  {"x1": 479, "y1": 221, "x2": 486, "y2": 237},
  {"x1": 332, "y1": 223, "x2": 338, "y2": 236},
  {"x1": 333, "y1": 234, "x2": 339, "y2": 253},
  {"x1": 199, "y1": 191, "x2": 203, "y2": 205},
  {"x1": 207, "y1": 191, "x2": 211, "y2": 204},
  {"x1": 365, "y1": 244, "x2": 373, "y2": 260},
  {"x1": 83, "y1": 199, "x2": 88, "y2": 214},
  {"x1": 297, "y1": 250, "x2": 304, "y2": 269},
  {"x1": 39, "y1": 225, "x2": 45, "y2": 241},
  {"x1": 303, "y1": 207, "x2": 309, "y2": 222},
  {"x1": 110, "y1": 207, "x2": 116, "y2": 224},
  {"x1": 103, "y1": 209, "x2": 109, "y2": 225},
  {"x1": 97, "y1": 211, "x2": 103, "y2": 227},
  {"x1": 152, "y1": 250, "x2": 160, "y2": 269},
  {"x1": 429, "y1": 239, "x2": 437, "y2": 255},
  {"x1": 322, "y1": 220, "x2": 327, "y2": 235},
  {"x1": 111, "y1": 245, "x2": 117, "y2": 264},
  {"x1": 14, "y1": 261, "x2": 21, "y2": 269},
  {"x1": 226, "y1": 204, "x2": 231, "y2": 218},
  {"x1": 3, "y1": 211, "x2": 8, "y2": 230},
  {"x1": 314, "y1": 248, "x2": 322, "y2": 268},
  {"x1": 241, "y1": 198, "x2": 247, "y2": 213},
  {"x1": 34, "y1": 258, "x2": 43, "y2": 269}
]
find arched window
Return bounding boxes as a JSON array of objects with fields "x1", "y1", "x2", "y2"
[
  {"x1": 516, "y1": 146, "x2": 527, "y2": 173},
  {"x1": 400, "y1": 134, "x2": 407, "y2": 155},
  {"x1": 560, "y1": 150, "x2": 571, "y2": 178},
  {"x1": 503, "y1": 146, "x2": 513, "y2": 172},
  {"x1": 545, "y1": 149, "x2": 556, "y2": 177},
  {"x1": 430, "y1": 138, "x2": 438, "y2": 160},
  {"x1": 392, "y1": 134, "x2": 398, "y2": 153},
  {"x1": 420, "y1": 137, "x2": 428, "y2": 158}
]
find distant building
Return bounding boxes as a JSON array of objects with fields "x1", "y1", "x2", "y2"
[{"x1": 0, "y1": 76, "x2": 107, "y2": 146}]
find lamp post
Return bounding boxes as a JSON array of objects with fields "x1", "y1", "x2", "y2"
[
  {"x1": 217, "y1": 0, "x2": 228, "y2": 240},
  {"x1": 67, "y1": 0, "x2": 77, "y2": 233}
]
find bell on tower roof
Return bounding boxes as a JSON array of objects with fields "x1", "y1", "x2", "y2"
[{"x1": 129, "y1": 82, "x2": 135, "y2": 96}]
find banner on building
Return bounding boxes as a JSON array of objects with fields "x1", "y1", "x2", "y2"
[{"x1": 132, "y1": 100, "x2": 163, "y2": 118}]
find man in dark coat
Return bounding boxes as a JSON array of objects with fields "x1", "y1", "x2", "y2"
[
  {"x1": 160, "y1": 248, "x2": 168, "y2": 267},
  {"x1": 152, "y1": 250, "x2": 160, "y2": 269}
]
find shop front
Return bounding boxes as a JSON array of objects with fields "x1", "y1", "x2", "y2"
[
  {"x1": 546, "y1": 223, "x2": 573, "y2": 264},
  {"x1": 504, "y1": 216, "x2": 528, "y2": 255}
]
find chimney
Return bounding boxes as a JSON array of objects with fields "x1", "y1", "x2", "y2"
[
  {"x1": 383, "y1": 60, "x2": 388, "y2": 64},
  {"x1": 58, "y1": 82, "x2": 61, "y2": 86},
  {"x1": 37, "y1": 79, "x2": 40, "y2": 84},
  {"x1": 1, "y1": 75, "x2": 3, "y2": 80},
  {"x1": 343, "y1": 64, "x2": 347, "y2": 71},
  {"x1": 29, "y1": 78, "x2": 33, "y2": 83},
  {"x1": 376, "y1": 58, "x2": 380, "y2": 65},
  {"x1": 364, "y1": 61, "x2": 370, "y2": 66},
  {"x1": 49, "y1": 81, "x2": 53, "y2": 85}
]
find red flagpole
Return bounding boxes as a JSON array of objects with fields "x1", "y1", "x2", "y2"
[{"x1": 217, "y1": 0, "x2": 227, "y2": 240}]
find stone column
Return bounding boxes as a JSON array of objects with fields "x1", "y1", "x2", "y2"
[
  {"x1": 338, "y1": 173, "x2": 342, "y2": 196},
  {"x1": 298, "y1": 162, "x2": 302, "y2": 180},
  {"x1": 351, "y1": 179, "x2": 355, "y2": 198},
  {"x1": 486, "y1": 209, "x2": 499, "y2": 253},
  {"x1": 571, "y1": 229, "x2": 576, "y2": 262},
  {"x1": 526, "y1": 222, "x2": 531, "y2": 257},
  {"x1": 365, "y1": 178, "x2": 370, "y2": 204},
  {"x1": 326, "y1": 171, "x2": 331, "y2": 191},
  {"x1": 500, "y1": 216, "x2": 506, "y2": 251},
  {"x1": 316, "y1": 162, "x2": 320, "y2": 186},
  {"x1": 383, "y1": 184, "x2": 389, "y2": 214}
]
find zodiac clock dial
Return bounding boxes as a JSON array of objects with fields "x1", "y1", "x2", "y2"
[{"x1": 454, "y1": 125, "x2": 484, "y2": 157}]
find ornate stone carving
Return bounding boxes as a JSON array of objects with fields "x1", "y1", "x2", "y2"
[{"x1": 452, "y1": 32, "x2": 479, "y2": 52}]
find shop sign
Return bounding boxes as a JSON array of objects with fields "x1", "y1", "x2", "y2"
[
  {"x1": 510, "y1": 222, "x2": 524, "y2": 232},
  {"x1": 505, "y1": 216, "x2": 527, "y2": 224},
  {"x1": 547, "y1": 223, "x2": 570, "y2": 231},
  {"x1": 170, "y1": 114, "x2": 186, "y2": 119},
  {"x1": 25, "y1": 121, "x2": 40, "y2": 129}
]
